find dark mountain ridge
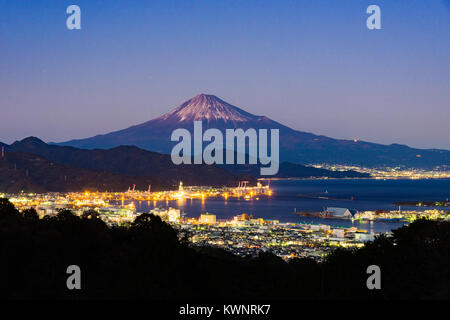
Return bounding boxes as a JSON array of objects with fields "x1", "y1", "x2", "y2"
[
  {"x1": 8, "y1": 137, "x2": 369, "y2": 180},
  {"x1": 8, "y1": 137, "x2": 255, "y2": 188},
  {"x1": 0, "y1": 151, "x2": 163, "y2": 193}
]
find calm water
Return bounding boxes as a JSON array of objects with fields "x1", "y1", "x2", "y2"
[{"x1": 135, "y1": 179, "x2": 450, "y2": 233}]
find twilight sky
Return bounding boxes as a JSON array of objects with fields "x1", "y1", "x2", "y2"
[{"x1": 0, "y1": 0, "x2": 449, "y2": 149}]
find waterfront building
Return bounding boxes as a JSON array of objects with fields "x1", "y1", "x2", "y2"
[
  {"x1": 332, "y1": 229, "x2": 345, "y2": 238},
  {"x1": 355, "y1": 233, "x2": 375, "y2": 242},
  {"x1": 168, "y1": 208, "x2": 181, "y2": 222},
  {"x1": 149, "y1": 207, "x2": 180, "y2": 222},
  {"x1": 199, "y1": 213, "x2": 216, "y2": 224},
  {"x1": 234, "y1": 213, "x2": 252, "y2": 221},
  {"x1": 326, "y1": 207, "x2": 355, "y2": 218}
]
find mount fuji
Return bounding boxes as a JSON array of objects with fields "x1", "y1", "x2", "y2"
[{"x1": 57, "y1": 94, "x2": 450, "y2": 168}]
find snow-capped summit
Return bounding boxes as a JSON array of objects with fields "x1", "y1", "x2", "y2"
[{"x1": 159, "y1": 94, "x2": 259, "y2": 124}]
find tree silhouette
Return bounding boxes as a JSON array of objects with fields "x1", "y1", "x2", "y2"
[
  {"x1": 22, "y1": 208, "x2": 39, "y2": 220},
  {"x1": 0, "y1": 198, "x2": 448, "y2": 299}
]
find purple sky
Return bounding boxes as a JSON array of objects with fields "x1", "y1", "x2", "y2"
[{"x1": 0, "y1": 0, "x2": 449, "y2": 149}]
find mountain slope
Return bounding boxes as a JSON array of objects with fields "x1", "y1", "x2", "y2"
[
  {"x1": 10, "y1": 137, "x2": 254, "y2": 187},
  {"x1": 12, "y1": 137, "x2": 370, "y2": 180},
  {"x1": 56, "y1": 94, "x2": 450, "y2": 168},
  {"x1": 0, "y1": 151, "x2": 164, "y2": 193}
]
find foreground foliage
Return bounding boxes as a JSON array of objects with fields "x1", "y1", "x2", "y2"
[{"x1": 0, "y1": 198, "x2": 448, "y2": 299}]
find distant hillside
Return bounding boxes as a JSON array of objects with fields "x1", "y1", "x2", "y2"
[
  {"x1": 0, "y1": 151, "x2": 163, "y2": 193},
  {"x1": 9, "y1": 137, "x2": 255, "y2": 188},
  {"x1": 56, "y1": 94, "x2": 450, "y2": 168},
  {"x1": 9, "y1": 137, "x2": 370, "y2": 181},
  {"x1": 224, "y1": 162, "x2": 369, "y2": 178}
]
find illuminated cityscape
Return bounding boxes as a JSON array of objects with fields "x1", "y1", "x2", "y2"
[
  {"x1": 4, "y1": 181, "x2": 449, "y2": 261},
  {"x1": 311, "y1": 164, "x2": 450, "y2": 180}
]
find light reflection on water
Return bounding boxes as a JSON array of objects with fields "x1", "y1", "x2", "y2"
[{"x1": 129, "y1": 179, "x2": 450, "y2": 233}]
